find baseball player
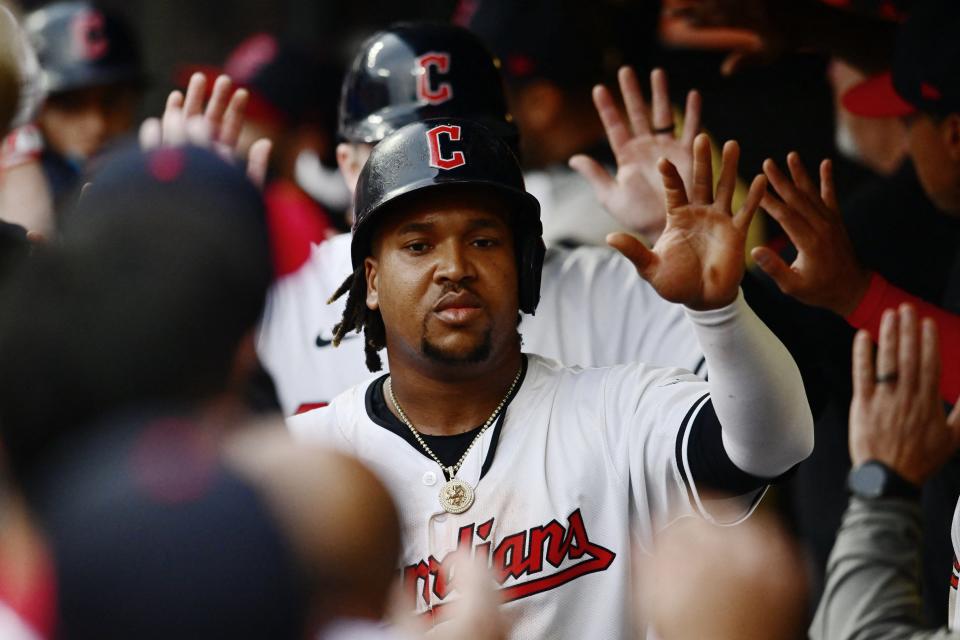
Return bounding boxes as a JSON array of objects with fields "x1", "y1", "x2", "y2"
[
  {"x1": 16, "y1": 1, "x2": 144, "y2": 202},
  {"x1": 289, "y1": 118, "x2": 814, "y2": 637},
  {"x1": 257, "y1": 23, "x2": 705, "y2": 415}
]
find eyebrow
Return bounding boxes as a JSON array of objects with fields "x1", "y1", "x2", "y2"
[
  {"x1": 465, "y1": 217, "x2": 505, "y2": 232},
  {"x1": 396, "y1": 221, "x2": 435, "y2": 235}
]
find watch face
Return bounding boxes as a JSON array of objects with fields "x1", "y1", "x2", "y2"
[{"x1": 850, "y1": 462, "x2": 886, "y2": 499}]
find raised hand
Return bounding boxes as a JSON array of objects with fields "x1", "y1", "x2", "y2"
[
  {"x1": 751, "y1": 153, "x2": 871, "y2": 316},
  {"x1": 139, "y1": 72, "x2": 271, "y2": 188},
  {"x1": 849, "y1": 305, "x2": 960, "y2": 486},
  {"x1": 569, "y1": 66, "x2": 701, "y2": 241},
  {"x1": 608, "y1": 133, "x2": 766, "y2": 311}
]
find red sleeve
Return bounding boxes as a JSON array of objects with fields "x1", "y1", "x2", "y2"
[
  {"x1": 846, "y1": 273, "x2": 960, "y2": 404},
  {"x1": 263, "y1": 180, "x2": 333, "y2": 278}
]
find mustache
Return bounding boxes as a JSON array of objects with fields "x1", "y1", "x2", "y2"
[{"x1": 432, "y1": 283, "x2": 483, "y2": 309}]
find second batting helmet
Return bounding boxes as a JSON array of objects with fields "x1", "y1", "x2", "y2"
[
  {"x1": 352, "y1": 118, "x2": 544, "y2": 314},
  {"x1": 25, "y1": 1, "x2": 143, "y2": 95},
  {"x1": 338, "y1": 22, "x2": 516, "y2": 149}
]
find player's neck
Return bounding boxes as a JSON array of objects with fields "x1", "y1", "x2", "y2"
[{"x1": 386, "y1": 348, "x2": 523, "y2": 437}]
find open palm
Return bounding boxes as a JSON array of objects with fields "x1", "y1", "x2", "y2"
[
  {"x1": 571, "y1": 67, "x2": 700, "y2": 241},
  {"x1": 609, "y1": 134, "x2": 766, "y2": 311}
]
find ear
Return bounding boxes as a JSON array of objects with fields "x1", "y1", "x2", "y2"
[
  {"x1": 336, "y1": 142, "x2": 364, "y2": 195},
  {"x1": 941, "y1": 113, "x2": 960, "y2": 161},
  {"x1": 514, "y1": 80, "x2": 564, "y2": 134},
  {"x1": 364, "y1": 255, "x2": 380, "y2": 311}
]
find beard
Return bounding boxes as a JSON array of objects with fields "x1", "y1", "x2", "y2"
[{"x1": 420, "y1": 327, "x2": 493, "y2": 365}]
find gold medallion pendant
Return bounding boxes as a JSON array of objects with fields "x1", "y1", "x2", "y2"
[{"x1": 439, "y1": 477, "x2": 475, "y2": 514}]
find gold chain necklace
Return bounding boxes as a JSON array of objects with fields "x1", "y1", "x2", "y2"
[{"x1": 386, "y1": 366, "x2": 522, "y2": 514}]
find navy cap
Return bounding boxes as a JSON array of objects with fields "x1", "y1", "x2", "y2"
[
  {"x1": 843, "y1": 0, "x2": 960, "y2": 117},
  {"x1": 33, "y1": 413, "x2": 310, "y2": 639},
  {"x1": 25, "y1": 1, "x2": 144, "y2": 94}
]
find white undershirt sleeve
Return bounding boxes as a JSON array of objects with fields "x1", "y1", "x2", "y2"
[{"x1": 683, "y1": 289, "x2": 815, "y2": 478}]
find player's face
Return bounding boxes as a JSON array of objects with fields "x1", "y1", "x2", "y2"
[
  {"x1": 39, "y1": 84, "x2": 139, "y2": 161},
  {"x1": 365, "y1": 190, "x2": 520, "y2": 368},
  {"x1": 336, "y1": 142, "x2": 373, "y2": 196},
  {"x1": 905, "y1": 112, "x2": 960, "y2": 215}
]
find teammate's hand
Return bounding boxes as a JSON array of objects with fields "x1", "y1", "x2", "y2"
[
  {"x1": 608, "y1": 133, "x2": 765, "y2": 311},
  {"x1": 138, "y1": 72, "x2": 272, "y2": 188},
  {"x1": 751, "y1": 153, "x2": 871, "y2": 317},
  {"x1": 569, "y1": 66, "x2": 700, "y2": 241},
  {"x1": 665, "y1": 0, "x2": 790, "y2": 75},
  {"x1": 849, "y1": 304, "x2": 960, "y2": 486}
]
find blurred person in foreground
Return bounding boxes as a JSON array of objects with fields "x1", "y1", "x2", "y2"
[
  {"x1": 32, "y1": 414, "x2": 407, "y2": 639},
  {"x1": 641, "y1": 512, "x2": 808, "y2": 639},
  {"x1": 811, "y1": 304, "x2": 960, "y2": 638},
  {"x1": 0, "y1": 7, "x2": 52, "y2": 638},
  {"x1": 0, "y1": 142, "x2": 273, "y2": 490}
]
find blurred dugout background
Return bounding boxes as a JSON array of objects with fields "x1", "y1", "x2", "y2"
[{"x1": 13, "y1": 0, "x2": 457, "y2": 115}]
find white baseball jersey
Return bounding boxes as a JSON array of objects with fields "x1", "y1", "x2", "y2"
[
  {"x1": 289, "y1": 354, "x2": 762, "y2": 639},
  {"x1": 524, "y1": 167, "x2": 627, "y2": 249},
  {"x1": 257, "y1": 234, "x2": 704, "y2": 415}
]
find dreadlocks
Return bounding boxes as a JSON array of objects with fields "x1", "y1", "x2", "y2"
[{"x1": 328, "y1": 265, "x2": 387, "y2": 372}]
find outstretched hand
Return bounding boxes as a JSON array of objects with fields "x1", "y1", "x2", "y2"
[
  {"x1": 139, "y1": 72, "x2": 272, "y2": 188},
  {"x1": 751, "y1": 153, "x2": 871, "y2": 317},
  {"x1": 570, "y1": 66, "x2": 701, "y2": 241},
  {"x1": 608, "y1": 133, "x2": 765, "y2": 311},
  {"x1": 849, "y1": 304, "x2": 960, "y2": 486}
]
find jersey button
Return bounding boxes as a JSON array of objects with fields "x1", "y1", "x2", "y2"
[{"x1": 422, "y1": 471, "x2": 437, "y2": 486}]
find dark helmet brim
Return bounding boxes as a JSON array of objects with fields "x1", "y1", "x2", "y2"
[{"x1": 350, "y1": 178, "x2": 540, "y2": 269}]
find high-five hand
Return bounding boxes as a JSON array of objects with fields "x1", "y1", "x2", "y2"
[
  {"x1": 608, "y1": 133, "x2": 765, "y2": 311},
  {"x1": 849, "y1": 305, "x2": 960, "y2": 486},
  {"x1": 570, "y1": 66, "x2": 701, "y2": 241},
  {"x1": 138, "y1": 72, "x2": 272, "y2": 188},
  {"x1": 752, "y1": 153, "x2": 871, "y2": 316}
]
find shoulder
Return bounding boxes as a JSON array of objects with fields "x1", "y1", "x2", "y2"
[
  {"x1": 524, "y1": 353, "x2": 697, "y2": 399},
  {"x1": 286, "y1": 378, "x2": 373, "y2": 444},
  {"x1": 541, "y1": 245, "x2": 679, "y2": 313}
]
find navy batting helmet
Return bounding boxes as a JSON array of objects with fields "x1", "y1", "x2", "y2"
[
  {"x1": 352, "y1": 118, "x2": 544, "y2": 314},
  {"x1": 338, "y1": 22, "x2": 517, "y2": 149},
  {"x1": 25, "y1": 1, "x2": 143, "y2": 95}
]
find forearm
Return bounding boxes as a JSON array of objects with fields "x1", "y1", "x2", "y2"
[
  {"x1": 684, "y1": 290, "x2": 814, "y2": 477},
  {"x1": 847, "y1": 274, "x2": 960, "y2": 404},
  {"x1": 810, "y1": 498, "x2": 957, "y2": 640}
]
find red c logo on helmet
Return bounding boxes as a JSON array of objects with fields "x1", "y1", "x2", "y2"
[
  {"x1": 71, "y1": 10, "x2": 109, "y2": 61},
  {"x1": 416, "y1": 52, "x2": 453, "y2": 105},
  {"x1": 426, "y1": 125, "x2": 466, "y2": 170}
]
